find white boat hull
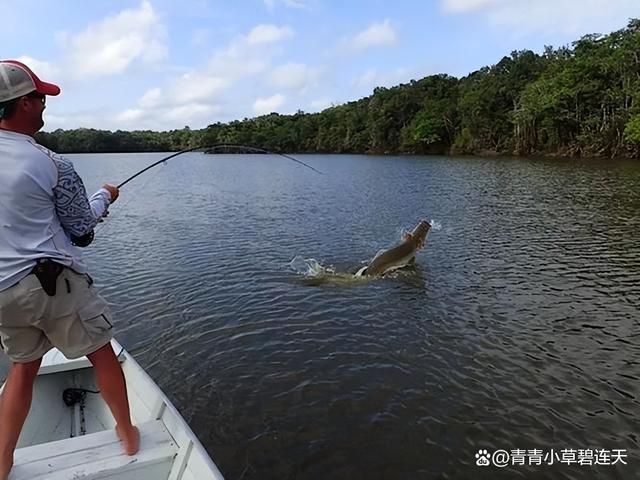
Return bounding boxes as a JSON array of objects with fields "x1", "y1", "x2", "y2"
[{"x1": 1, "y1": 339, "x2": 225, "y2": 480}]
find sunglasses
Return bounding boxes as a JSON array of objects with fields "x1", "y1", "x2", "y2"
[{"x1": 25, "y1": 92, "x2": 46, "y2": 105}]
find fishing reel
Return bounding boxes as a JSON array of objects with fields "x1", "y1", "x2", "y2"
[{"x1": 70, "y1": 230, "x2": 94, "y2": 247}]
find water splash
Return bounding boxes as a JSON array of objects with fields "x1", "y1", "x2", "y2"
[
  {"x1": 430, "y1": 219, "x2": 442, "y2": 231},
  {"x1": 289, "y1": 256, "x2": 335, "y2": 276},
  {"x1": 398, "y1": 219, "x2": 441, "y2": 239},
  {"x1": 289, "y1": 256, "x2": 371, "y2": 286}
]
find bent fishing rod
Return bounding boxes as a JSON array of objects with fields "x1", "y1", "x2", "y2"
[
  {"x1": 117, "y1": 143, "x2": 322, "y2": 189},
  {"x1": 74, "y1": 144, "x2": 320, "y2": 247}
]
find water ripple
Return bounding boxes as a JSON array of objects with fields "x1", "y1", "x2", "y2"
[{"x1": 51, "y1": 153, "x2": 640, "y2": 480}]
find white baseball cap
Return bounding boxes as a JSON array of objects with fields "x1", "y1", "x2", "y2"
[{"x1": 0, "y1": 60, "x2": 60, "y2": 103}]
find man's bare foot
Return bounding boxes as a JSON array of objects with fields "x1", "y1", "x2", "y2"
[{"x1": 115, "y1": 424, "x2": 140, "y2": 455}]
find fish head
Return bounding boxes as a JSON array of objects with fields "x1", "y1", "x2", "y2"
[{"x1": 409, "y1": 220, "x2": 431, "y2": 249}]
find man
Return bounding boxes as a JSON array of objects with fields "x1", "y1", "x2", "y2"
[{"x1": 0, "y1": 60, "x2": 139, "y2": 479}]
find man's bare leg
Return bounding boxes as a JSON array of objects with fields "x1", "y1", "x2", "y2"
[
  {"x1": 0, "y1": 359, "x2": 42, "y2": 480},
  {"x1": 87, "y1": 343, "x2": 139, "y2": 455}
]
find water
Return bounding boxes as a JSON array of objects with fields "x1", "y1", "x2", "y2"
[{"x1": 3, "y1": 153, "x2": 640, "y2": 479}]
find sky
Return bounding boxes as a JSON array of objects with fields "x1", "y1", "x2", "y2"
[{"x1": 1, "y1": 0, "x2": 638, "y2": 131}]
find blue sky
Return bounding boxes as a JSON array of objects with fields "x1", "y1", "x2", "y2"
[{"x1": 2, "y1": 0, "x2": 638, "y2": 131}]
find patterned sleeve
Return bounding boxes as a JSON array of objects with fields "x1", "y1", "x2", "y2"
[{"x1": 52, "y1": 157, "x2": 110, "y2": 237}]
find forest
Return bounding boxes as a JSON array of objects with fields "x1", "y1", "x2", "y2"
[{"x1": 36, "y1": 19, "x2": 640, "y2": 159}]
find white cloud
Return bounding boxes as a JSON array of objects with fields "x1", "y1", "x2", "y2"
[
  {"x1": 269, "y1": 63, "x2": 320, "y2": 91},
  {"x1": 440, "y1": 0, "x2": 638, "y2": 35},
  {"x1": 139, "y1": 88, "x2": 162, "y2": 109},
  {"x1": 353, "y1": 69, "x2": 378, "y2": 89},
  {"x1": 160, "y1": 104, "x2": 222, "y2": 125},
  {"x1": 442, "y1": 0, "x2": 500, "y2": 13},
  {"x1": 133, "y1": 73, "x2": 228, "y2": 111},
  {"x1": 15, "y1": 56, "x2": 59, "y2": 80},
  {"x1": 208, "y1": 24, "x2": 294, "y2": 80},
  {"x1": 253, "y1": 94, "x2": 286, "y2": 115},
  {"x1": 191, "y1": 28, "x2": 212, "y2": 47},
  {"x1": 309, "y1": 98, "x2": 332, "y2": 112},
  {"x1": 111, "y1": 72, "x2": 228, "y2": 130},
  {"x1": 352, "y1": 67, "x2": 412, "y2": 92},
  {"x1": 263, "y1": 0, "x2": 311, "y2": 9},
  {"x1": 246, "y1": 24, "x2": 294, "y2": 45},
  {"x1": 111, "y1": 103, "x2": 222, "y2": 130},
  {"x1": 348, "y1": 20, "x2": 398, "y2": 52},
  {"x1": 170, "y1": 73, "x2": 229, "y2": 105},
  {"x1": 46, "y1": 113, "x2": 103, "y2": 130},
  {"x1": 114, "y1": 108, "x2": 145, "y2": 124},
  {"x1": 58, "y1": 0, "x2": 167, "y2": 77},
  {"x1": 110, "y1": 22, "x2": 296, "y2": 130}
]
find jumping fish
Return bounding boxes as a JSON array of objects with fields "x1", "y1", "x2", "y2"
[{"x1": 356, "y1": 220, "x2": 431, "y2": 276}]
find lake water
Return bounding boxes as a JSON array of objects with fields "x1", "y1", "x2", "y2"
[{"x1": 3, "y1": 153, "x2": 640, "y2": 479}]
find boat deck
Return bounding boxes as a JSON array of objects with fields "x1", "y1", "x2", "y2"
[
  {"x1": 12, "y1": 420, "x2": 177, "y2": 480},
  {"x1": 2, "y1": 341, "x2": 224, "y2": 480}
]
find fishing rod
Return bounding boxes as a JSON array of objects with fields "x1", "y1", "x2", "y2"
[{"x1": 117, "y1": 143, "x2": 322, "y2": 189}]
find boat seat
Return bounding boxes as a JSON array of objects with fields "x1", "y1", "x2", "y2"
[{"x1": 11, "y1": 420, "x2": 177, "y2": 480}]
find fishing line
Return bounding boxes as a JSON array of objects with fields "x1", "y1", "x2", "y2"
[
  {"x1": 93, "y1": 155, "x2": 168, "y2": 236},
  {"x1": 94, "y1": 144, "x2": 321, "y2": 237}
]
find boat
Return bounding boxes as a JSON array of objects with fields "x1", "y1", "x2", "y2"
[{"x1": 1, "y1": 339, "x2": 225, "y2": 480}]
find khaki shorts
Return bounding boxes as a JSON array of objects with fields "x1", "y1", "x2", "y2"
[{"x1": 0, "y1": 268, "x2": 114, "y2": 363}]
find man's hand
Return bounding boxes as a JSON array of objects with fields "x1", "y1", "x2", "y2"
[{"x1": 102, "y1": 184, "x2": 119, "y2": 203}]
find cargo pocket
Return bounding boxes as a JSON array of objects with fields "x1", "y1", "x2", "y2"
[
  {"x1": 76, "y1": 290, "x2": 114, "y2": 343},
  {"x1": 42, "y1": 284, "x2": 114, "y2": 359}
]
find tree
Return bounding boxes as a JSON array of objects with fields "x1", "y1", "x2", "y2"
[{"x1": 624, "y1": 115, "x2": 640, "y2": 143}]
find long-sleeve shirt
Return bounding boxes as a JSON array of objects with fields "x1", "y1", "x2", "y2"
[{"x1": 0, "y1": 129, "x2": 111, "y2": 291}]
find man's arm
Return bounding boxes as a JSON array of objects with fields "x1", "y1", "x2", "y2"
[{"x1": 52, "y1": 157, "x2": 118, "y2": 245}]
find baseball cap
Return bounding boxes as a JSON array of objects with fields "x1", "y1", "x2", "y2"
[{"x1": 0, "y1": 60, "x2": 60, "y2": 103}]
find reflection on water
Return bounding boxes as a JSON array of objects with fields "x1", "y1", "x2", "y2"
[{"x1": 2, "y1": 153, "x2": 639, "y2": 479}]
